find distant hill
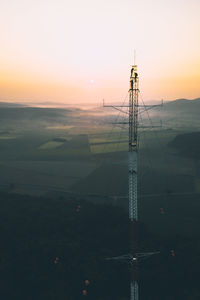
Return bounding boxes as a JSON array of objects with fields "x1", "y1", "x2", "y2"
[
  {"x1": 136, "y1": 97, "x2": 200, "y2": 114},
  {"x1": 88, "y1": 97, "x2": 200, "y2": 128},
  {"x1": 1, "y1": 97, "x2": 200, "y2": 129},
  {"x1": 0, "y1": 106, "x2": 71, "y2": 127},
  {"x1": 147, "y1": 97, "x2": 200, "y2": 128},
  {"x1": 0, "y1": 101, "x2": 27, "y2": 108},
  {"x1": 164, "y1": 97, "x2": 200, "y2": 112}
]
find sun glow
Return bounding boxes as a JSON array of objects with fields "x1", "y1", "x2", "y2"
[{"x1": 0, "y1": 0, "x2": 199, "y2": 105}]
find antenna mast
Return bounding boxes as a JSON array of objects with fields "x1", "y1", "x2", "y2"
[
  {"x1": 104, "y1": 60, "x2": 161, "y2": 300},
  {"x1": 129, "y1": 63, "x2": 139, "y2": 300}
]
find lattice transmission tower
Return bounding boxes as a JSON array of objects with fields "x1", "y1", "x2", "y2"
[
  {"x1": 128, "y1": 64, "x2": 139, "y2": 300},
  {"x1": 105, "y1": 62, "x2": 160, "y2": 300}
]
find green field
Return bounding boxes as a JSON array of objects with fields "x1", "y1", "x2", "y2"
[
  {"x1": 90, "y1": 142, "x2": 128, "y2": 154},
  {"x1": 0, "y1": 105, "x2": 198, "y2": 203},
  {"x1": 0, "y1": 135, "x2": 18, "y2": 139},
  {"x1": 39, "y1": 141, "x2": 64, "y2": 149},
  {"x1": 0, "y1": 101, "x2": 200, "y2": 299}
]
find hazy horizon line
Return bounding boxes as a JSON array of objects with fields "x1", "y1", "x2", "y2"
[{"x1": 0, "y1": 97, "x2": 200, "y2": 109}]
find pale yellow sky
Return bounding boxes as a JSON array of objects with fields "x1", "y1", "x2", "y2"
[{"x1": 0, "y1": 0, "x2": 200, "y2": 105}]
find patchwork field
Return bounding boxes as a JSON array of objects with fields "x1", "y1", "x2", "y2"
[
  {"x1": 90, "y1": 142, "x2": 128, "y2": 154},
  {"x1": 39, "y1": 141, "x2": 64, "y2": 149},
  {"x1": 0, "y1": 101, "x2": 200, "y2": 300},
  {"x1": 0, "y1": 104, "x2": 198, "y2": 200}
]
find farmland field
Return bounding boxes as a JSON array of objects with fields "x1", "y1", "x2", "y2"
[
  {"x1": 0, "y1": 101, "x2": 200, "y2": 300},
  {"x1": 0, "y1": 135, "x2": 18, "y2": 140},
  {"x1": 39, "y1": 141, "x2": 64, "y2": 149},
  {"x1": 0, "y1": 104, "x2": 198, "y2": 200},
  {"x1": 90, "y1": 142, "x2": 128, "y2": 154}
]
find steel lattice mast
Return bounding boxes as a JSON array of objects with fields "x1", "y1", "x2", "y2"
[
  {"x1": 104, "y1": 63, "x2": 160, "y2": 300},
  {"x1": 129, "y1": 64, "x2": 139, "y2": 300}
]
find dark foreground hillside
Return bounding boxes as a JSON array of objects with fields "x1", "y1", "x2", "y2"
[{"x1": 0, "y1": 192, "x2": 200, "y2": 300}]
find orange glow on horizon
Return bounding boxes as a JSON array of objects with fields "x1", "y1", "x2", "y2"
[{"x1": 0, "y1": 0, "x2": 199, "y2": 106}]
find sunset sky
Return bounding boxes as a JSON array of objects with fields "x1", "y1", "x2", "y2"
[{"x1": 0, "y1": 0, "x2": 200, "y2": 105}]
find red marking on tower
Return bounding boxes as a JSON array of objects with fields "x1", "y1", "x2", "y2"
[
  {"x1": 82, "y1": 289, "x2": 87, "y2": 296},
  {"x1": 160, "y1": 207, "x2": 165, "y2": 215},
  {"x1": 85, "y1": 279, "x2": 90, "y2": 286},
  {"x1": 170, "y1": 250, "x2": 175, "y2": 257},
  {"x1": 76, "y1": 205, "x2": 81, "y2": 212},
  {"x1": 54, "y1": 257, "x2": 60, "y2": 264}
]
